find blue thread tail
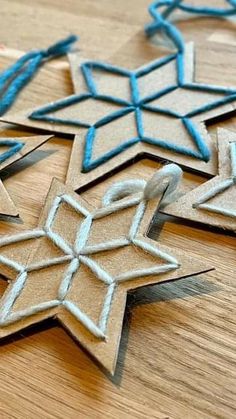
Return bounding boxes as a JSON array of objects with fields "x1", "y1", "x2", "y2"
[{"x1": 0, "y1": 35, "x2": 78, "y2": 116}]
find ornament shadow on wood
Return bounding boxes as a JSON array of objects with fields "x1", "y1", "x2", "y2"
[
  {"x1": 0, "y1": 166, "x2": 213, "y2": 374},
  {"x1": 1, "y1": 43, "x2": 236, "y2": 189},
  {"x1": 0, "y1": 135, "x2": 53, "y2": 217},
  {"x1": 162, "y1": 128, "x2": 236, "y2": 233}
]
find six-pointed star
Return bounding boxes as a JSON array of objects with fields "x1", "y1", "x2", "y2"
[
  {"x1": 0, "y1": 135, "x2": 52, "y2": 217},
  {"x1": 0, "y1": 178, "x2": 212, "y2": 373},
  {"x1": 162, "y1": 128, "x2": 236, "y2": 233},
  {"x1": 2, "y1": 44, "x2": 236, "y2": 184}
]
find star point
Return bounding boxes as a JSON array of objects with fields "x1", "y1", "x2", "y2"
[{"x1": 0, "y1": 135, "x2": 52, "y2": 218}]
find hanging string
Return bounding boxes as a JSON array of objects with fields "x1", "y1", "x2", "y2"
[
  {"x1": 0, "y1": 34, "x2": 78, "y2": 116},
  {"x1": 145, "y1": 0, "x2": 236, "y2": 50}
]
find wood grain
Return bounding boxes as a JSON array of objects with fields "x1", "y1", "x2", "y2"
[{"x1": 0, "y1": 1, "x2": 235, "y2": 418}]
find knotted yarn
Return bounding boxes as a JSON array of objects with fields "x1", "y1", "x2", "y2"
[
  {"x1": 0, "y1": 34, "x2": 78, "y2": 116},
  {"x1": 102, "y1": 163, "x2": 183, "y2": 208}
]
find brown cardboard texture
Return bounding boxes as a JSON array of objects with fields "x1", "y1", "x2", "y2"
[
  {"x1": 0, "y1": 135, "x2": 52, "y2": 217},
  {"x1": 162, "y1": 128, "x2": 236, "y2": 233},
  {"x1": 0, "y1": 176, "x2": 213, "y2": 374},
  {"x1": 1, "y1": 44, "x2": 235, "y2": 182}
]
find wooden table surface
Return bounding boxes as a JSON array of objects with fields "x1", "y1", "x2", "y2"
[{"x1": 0, "y1": 1, "x2": 236, "y2": 418}]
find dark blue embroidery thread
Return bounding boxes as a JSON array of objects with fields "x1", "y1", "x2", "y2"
[
  {"x1": 0, "y1": 139, "x2": 24, "y2": 163},
  {"x1": 30, "y1": 50, "x2": 236, "y2": 172},
  {"x1": 0, "y1": 35, "x2": 78, "y2": 116}
]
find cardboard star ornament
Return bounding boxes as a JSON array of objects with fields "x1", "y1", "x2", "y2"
[
  {"x1": 162, "y1": 128, "x2": 236, "y2": 234},
  {"x1": 1, "y1": 44, "x2": 236, "y2": 190},
  {"x1": 0, "y1": 134, "x2": 52, "y2": 217},
  {"x1": 0, "y1": 165, "x2": 213, "y2": 374}
]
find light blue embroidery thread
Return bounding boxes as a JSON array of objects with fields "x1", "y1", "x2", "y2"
[
  {"x1": 0, "y1": 165, "x2": 181, "y2": 338},
  {"x1": 0, "y1": 139, "x2": 24, "y2": 163},
  {"x1": 0, "y1": 35, "x2": 78, "y2": 116},
  {"x1": 193, "y1": 141, "x2": 236, "y2": 218},
  {"x1": 30, "y1": 53, "x2": 236, "y2": 172}
]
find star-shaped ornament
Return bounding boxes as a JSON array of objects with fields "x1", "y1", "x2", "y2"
[
  {"x1": 1, "y1": 43, "x2": 236, "y2": 192},
  {"x1": 162, "y1": 128, "x2": 236, "y2": 233},
  {"x1": 0, "y1": 134, "x2": 52, "y2": 217},
  {"x1": 0, "y1": 167, "x2": 213, "y2": 374}
]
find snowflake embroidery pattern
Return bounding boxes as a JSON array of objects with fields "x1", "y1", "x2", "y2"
[
  {"x1": 29, "y1": 50, "x2": 236, "y2": 172},
  {"x1": 0, "y1": 189, "x2": 179, "y2": 339}
]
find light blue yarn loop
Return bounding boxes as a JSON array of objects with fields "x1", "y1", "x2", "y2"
[
  {"x1": 179, "y1": 0, "x2": 236, "y2": 16},
  {"x1": 0, "y1": 34, "x2": 78, "y2": 116},
  {"x1": 145, "y1": 0, "x2": 236, "y2": 51}
]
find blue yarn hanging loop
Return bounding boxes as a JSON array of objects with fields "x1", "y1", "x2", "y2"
[
  {"x1": 145, "y1": 0, "x2": 236, "y2": 49},
  {"x1": 0, "y1": 34, "x2": 78, "y2": 116}
]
